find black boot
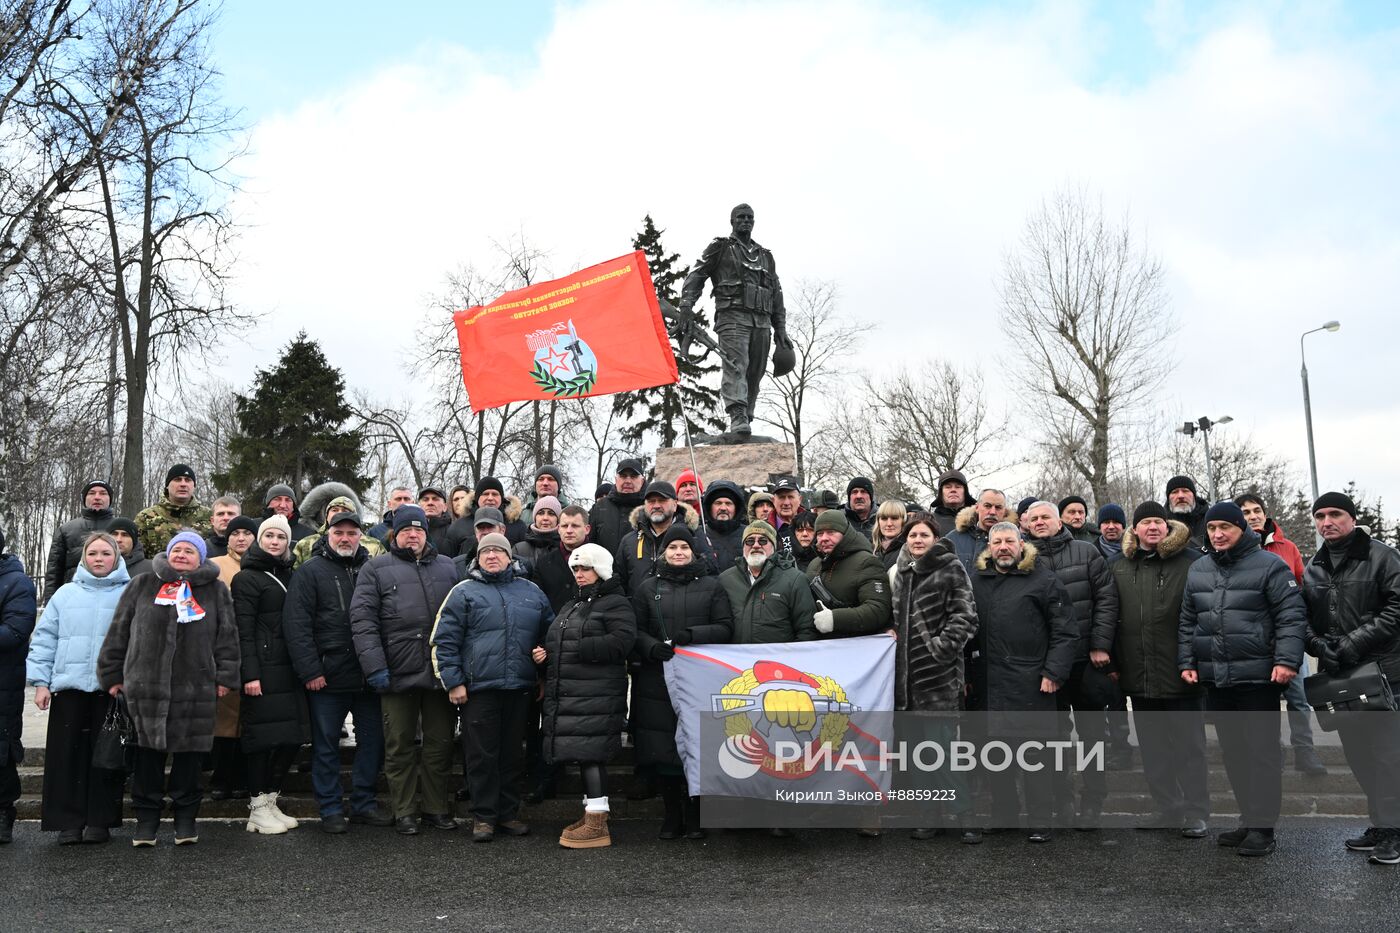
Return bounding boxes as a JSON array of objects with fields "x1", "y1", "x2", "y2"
[
  {"x1": 683, "y1": 795, "x2": 705, "y2": 840},
  {"x1": 173, "y1": 806, "x2": 199, "y2": 846},
  {"x1": 659, "y1": 778, "x2": 684, "y2": 840},
  {"x1": 132, "y1": 810, "x2": 160, "y2": 848},
  {"x1": 0, "y1": 806, "x2": 14, "y2": 844}
]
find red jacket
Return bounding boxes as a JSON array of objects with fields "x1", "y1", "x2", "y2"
[{"x1": 1261, "y1": 519, "x2": 1304, "y2": 583}]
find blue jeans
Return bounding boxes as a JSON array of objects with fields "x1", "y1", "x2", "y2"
[
  {"x1": 307, "y1": 690, "x2": 385, "y2": 817},
  {"x1": 1282, "y1": 655, "x2": 1315, "y2": 748}
]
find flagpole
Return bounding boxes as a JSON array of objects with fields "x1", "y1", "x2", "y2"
[{"x1": 680, "y1": 406, "x2": 709, "y2": 542}]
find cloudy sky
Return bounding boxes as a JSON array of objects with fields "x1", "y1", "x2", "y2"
[{"x1": 205, "y1": 0, "x2": 1400, "y2": 500}]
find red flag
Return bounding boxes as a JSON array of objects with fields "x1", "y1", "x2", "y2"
[{"x1": 454, "y1": 250, "x2": 680, "y2": 413}]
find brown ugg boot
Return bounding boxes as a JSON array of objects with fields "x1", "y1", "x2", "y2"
[{"x1": 559, "y1": 810, "x2": 611, "y2": 849}]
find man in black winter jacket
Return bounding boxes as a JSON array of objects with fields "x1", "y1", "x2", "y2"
[
  {"x1": 615, "y1": 481, "x2": 716, "y2": 596},
  {"x1": 1023, "y1": 501, "x2": 1119, "y2": 823},
  {"x1": 350, "y1": 506, "x2": 460, "y2": 834},
  {"x1": 589, "y1": 457, "x2": 647, "y2": 553},
  {"x1": 283, "y1": 512, "x2": 391, "y2": 832},
  {"x1": 1179, "y1": 502, "x2": 1306, "y2": 857},
  {"x1": 703, "y1": 480, "x2": 747, "y2": 569},
  {"x1": 44, "y1": 480, "x2": 114, "y2": 600},
  {"x1": 1164, "y1": 475, "x2": 1209, "y2": 551},
  {"x1": 968, "y1": 522, "x2": 1077, "y2": 841},
  {"x1": 1303, "y1": 491, "x2": 1400, "y2": 865}
]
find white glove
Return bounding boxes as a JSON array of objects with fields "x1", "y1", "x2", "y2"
[{"x1": 813, "y1": 600, "x2": 834, "y2": 634}]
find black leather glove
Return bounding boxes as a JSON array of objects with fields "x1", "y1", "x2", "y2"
[
  {"x1": 1337, "y1": 633, "x2": 1362, "y2": 669},
  {"x1": 650, "y1": 643, "x2": 676, "y2": 662},
  {"x1": 671, "y1": 629, "x2": 693, "y2": 646},
  {"x1": 1317, "y1": 641, "x2": 1343, "y2": 676}
]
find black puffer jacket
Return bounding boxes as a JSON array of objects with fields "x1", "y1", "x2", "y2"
[
  {"x1": 512, "y1": 527, "x2": 559, "y2": 565},
  {"x1": 283, "y1": 537, "x2": 371, "y2": 692},
  {"x1": 231, "y1": 544, "x2": 307, "y2": 751},
  {"x1": 889, "y1": 537, "x2": 978, "y2": 712},
  {"x1": 967, "y1": 544, "x2": 1076, "y2": 726},
  {"x1": 0, "y1": 554, "x2": 38, "y2": 766},
  {"x1": 630, "y1": 561, "x2": 733, "y2": 767},
  {"x1": 45, "y1": 508, "x2": 114, "y2": 599},
  {"x1": 531, "y1": 543, "x2": 577, "y2": 612},
  {"x1": 1109, "y1": 522, "x2": 1203, "y2": 699},
  {"x1": 1032, "y1": 527, "x2": 1119, "y2": 663},
  {"x1": 1178, "y1": 532, "x2": 1307, "y2": 687},
  {"x1": 541, "y1": 575, "x2": 635, "y2": 764},
  {"x1": 1302, "y1": 530, "x2": 1400, "y2": 681},
  {"x1": 350, "y1": 544, "x2": 459, "y2": 692},
  {"x1": 588, "y1": 489, "x2": 645, "y2": 554}
]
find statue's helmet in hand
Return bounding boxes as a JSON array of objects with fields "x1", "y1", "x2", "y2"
[{"x1": 772, "y1": 342, "x2": 796, "y2": 378}]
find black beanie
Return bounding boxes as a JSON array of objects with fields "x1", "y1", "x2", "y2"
[
  {"x1": 846, "y1": 476, "x2": 874, "y2": 496},
  {"x1": 108, "y1": 517, "x2": 138, "y2": 539},
  {"x1": 1058, "y1": 495, "x2": 1088, "y2": 514},
  {"x1": 660, "y1": 524, "x2": 695, "y2": 550},
  {"x1": 226, "y1": 515, "x2": 260, "y2": 537},
  {"x1": 1132, "y1": 501, "x2": 1171, "y2": 526},
  {"x1": 82, "y1": 480, "x2": 114, "y2": 500},
  {"x1": 165, "y1": 463, "x2": 196, "y2": 485},
  {"x1": 474, "y1": 476, "x2": 504, "y2": 498},
  {"x1": 1165, "y1": 475, "x2": 1197, "y2": 498},
  {"x1": 1016, "y1": 496, "x2": 1038, "y2": 516},
  {"x1": 1312, "y1": 491, "x2": 1357, "y2": 519},
  {"x1": 1204, "y1": 501, "x2": 1249, "y2": 534}
]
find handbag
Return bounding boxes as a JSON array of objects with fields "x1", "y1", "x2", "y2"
[
  {"x1": 1304, "y1": 661, "x2": 1398, "y2": 732},
  {"x1": 91, "y1": 693, "x2": 136, "y2": 771}
]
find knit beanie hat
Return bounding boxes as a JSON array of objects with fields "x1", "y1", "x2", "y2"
[
  {"x1": 108, "y1": 517, "x2": 140, "y2": 540},
  {"x1": 474, "y1": 476, "x2": 505, "y2": 498},
  {"x1": 226, "y1": 516, "x2": 259, "y2": 537},
  {"x1": 476, "y1": 532, "x2": 513, "y2": 557},
  {"x1": 846, "y1": 476, "x2": 874, "y2": 496},
  {"x1": 1097, "y1": 504, "x2": 1126, "y2": 526},
  {"x1": 660, "y1": 524, "x2": 695, "y2": 550},
  {"x1": 1204, "y1": 501, "x2": 1249, "y2": 534},
  {"x1": 1131, "y1": 502, "x2": 1171, "y2": 526},
  {"x1": 815, "y1": 510, "x2": 850, "y2": 534},
  {"x1": 1016, "y1": 496, "x2": 1038, "y2": 516},
  {"x1": 1165, "y1": 475, "x2": 1198, "y2": 498},
  {"x1": 1058, "y1": 495, "x2": 1088, "y2": 514},
  {"x1": 265, "y1": 483, "x2": 295, "y2": 505},
  {"x1": 165, "y1": 463, "x2": 196, "y2": 485},
  {"x1": 743, "y1": 521, "x2": 777, "y2": 546},
  {"x1": 533, "y1": 495, "x2": 562, "y2": 517},
  {"x1": 1311, "y1": 491, "x2": 1357, "y2": 519},
  {"x1": 166, "y1": 530, "x2": 208, "y2": 562},
  {"x1": 82, "y1": 480, "x2": 114, "y2": 500},
  {"x1": 568, "y1": 542, "x2": 614, "y2": 581},
  {"x1": 258, "y1": 514, "x2": 292, "y2": 542},
  {"x1": 393, "y1": 505, "x2": 428, "y2": 533}
]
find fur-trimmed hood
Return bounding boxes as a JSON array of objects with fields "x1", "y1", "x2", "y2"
[
  {"x1": 1121, "y1": 519, "x2": 1191, "y2": 560},
  {"x1": 300, "y1": 481, "x2": 366, "y2": 526},
  {"x1": 627, "y1": 500, "x2": 701, "y2": 533},
  {"x1": 974, "y1": 540, "x2": 1038, "y2": 574},
  {"x1": 953, "y1": 504, "x2": 1019, "y2": 534},
  {"x1": 464, "y1": 491, "x2": 524, "y2": 524},
  {"x1": 746, "y1": 491, "x2": 775, "y2": 522}
]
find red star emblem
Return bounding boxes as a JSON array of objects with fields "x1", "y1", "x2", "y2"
[{"x1": 541, "y1": 345, "x2": 571, "y2": 376}]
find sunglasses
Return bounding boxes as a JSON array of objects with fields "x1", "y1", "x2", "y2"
[{"x1": 743, "y1": 537, "x2": 773, "y2": 547}]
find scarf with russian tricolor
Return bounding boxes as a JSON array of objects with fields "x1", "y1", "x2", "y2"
[{"x1": 154, "y1": 580, "x2": 206, "y2": 623}]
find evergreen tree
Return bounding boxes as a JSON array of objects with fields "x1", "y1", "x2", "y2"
[
  {"x1": 214, "y1": 332, "x2": 369, "y2": 504},
  {"x1": 612, "y1": 215, "x2": 725, "y2": 448}
]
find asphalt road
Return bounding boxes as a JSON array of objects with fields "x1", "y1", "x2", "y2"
[{"x1": 2, "y1": 816, "x2": 1396, "y2": 932}]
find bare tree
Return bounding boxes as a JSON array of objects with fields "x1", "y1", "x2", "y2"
[
  {"x1": 1000, "y1": 187, "x2": 1173, "y2": 503},
  {"x1": 870, "y1": 363, "x2": 996, "y2": 494},
  {"x1": 756, "y1": 280, "x2": 863, "y2": 479}
]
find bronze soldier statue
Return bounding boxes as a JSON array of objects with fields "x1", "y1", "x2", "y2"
[{"x1": 677, "y1": 204, "x2": 792, "y2": 438}]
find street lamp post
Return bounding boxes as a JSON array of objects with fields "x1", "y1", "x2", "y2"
[
  {"x1": 1178, "y1": 415, "x2": 1234, "y2": 502},
  {"x1": 1300, "y1": 321, "x2": 1341, "y2": 504}
]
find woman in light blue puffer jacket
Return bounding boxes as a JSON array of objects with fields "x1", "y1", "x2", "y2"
[{"x1": 26, "y1": 532, "x2": 131, "y2": 844}]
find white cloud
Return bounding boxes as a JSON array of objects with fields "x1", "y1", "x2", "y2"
[{"x1": 223, "y1": 0, "x2": 1400, "y2": 497}]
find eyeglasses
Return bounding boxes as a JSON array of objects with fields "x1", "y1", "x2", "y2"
[{"x1": 743, "y1": 537, "x2": 773, "y2": 547}]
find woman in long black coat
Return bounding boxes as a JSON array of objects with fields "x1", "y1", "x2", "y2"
[
  {"x1": 232, "y1": 516, "x2": 307, "y2": 835},
  {"x1": 631, "y1": 525, "x2": 732, "y2": 840},
  {"x1": 542, "y1": 543, "x2": 635, "y2": 849}
]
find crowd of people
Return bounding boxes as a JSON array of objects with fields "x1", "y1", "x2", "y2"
[{"x1": 0, "y1": 459, "x2": 1396, "y2": 866}]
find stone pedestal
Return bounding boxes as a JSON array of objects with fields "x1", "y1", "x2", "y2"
[{"x1": 655, "y1": 442, "x2": 797, "y2": 487}]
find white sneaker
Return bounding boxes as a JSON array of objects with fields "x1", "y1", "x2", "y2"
[
  {"x1": 267, "y1": 792, "x2": 298, "y2": 830},
  {"x1": 246, "y1": 794, "x2": 288, "y2": 835}
]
